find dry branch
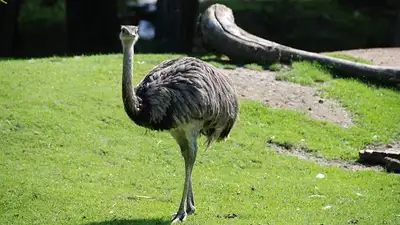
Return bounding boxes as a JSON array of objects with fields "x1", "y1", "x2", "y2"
[{"x1": 198, "y1": 4, "x2": 400, "y2": 86}]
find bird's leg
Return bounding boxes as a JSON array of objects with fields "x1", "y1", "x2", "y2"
[
  {"x1": 184, "y1": 138, "x2": 197, "y2": 216},
  {"x1": 185, "y1": 130, "x2": 197, "y2": 215},
  {"x1": 170, "y1": 129, "x2": 198, "y2": 223},
  {"x1": 171, "y1": 143, "x2": 197, "y2": 223},
  {"x1": 171, "y1": 160, "x2": 189, "y2": 223},
  {"x1": 186, "y1": 173, "x2": 195, "y2": 215}
]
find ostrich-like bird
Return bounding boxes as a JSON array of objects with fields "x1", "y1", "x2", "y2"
[{"x1": 119, "y1": 25, "x2": 239, "y2": 223}]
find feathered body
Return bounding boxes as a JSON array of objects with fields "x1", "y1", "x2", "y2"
[
  {"x1": 119, "y1": 25, "x2": 238, "y2": 223},
  {"x1": 123, "y1": 56, "x2": 238, "y2": 147}
]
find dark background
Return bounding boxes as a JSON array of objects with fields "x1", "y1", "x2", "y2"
[{"x1": 1, "y1": 0, "x2": 399, "y2": 58}]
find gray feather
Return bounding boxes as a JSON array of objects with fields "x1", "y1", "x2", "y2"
[{"x1": 134, "y1": 56, "x2": 239, "y2": 148}]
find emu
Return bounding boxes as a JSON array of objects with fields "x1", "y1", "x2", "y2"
[{"x1": 119, "y1": 25, "x2": 239, "y2": 223}]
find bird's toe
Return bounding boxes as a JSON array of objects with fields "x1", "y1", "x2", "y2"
[
  {"x1": 186, "y1": 206, "x2": 196, "y2": 215},
  {"x1": 171, "y1": 211, "x2": 187, "y2": 224}
]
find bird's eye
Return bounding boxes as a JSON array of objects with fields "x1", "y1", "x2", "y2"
[{"x1": 121, "y1": 29, "x2": 127, "y2": 34}]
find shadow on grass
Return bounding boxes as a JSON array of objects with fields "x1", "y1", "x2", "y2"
[
  {"x1": 198, "y1": 54, "x2": 243, "y2": 66},
  {"x1": 192, "y1": 53, "x2": 280, "y2": 71},
  {"x1": 329, "y1": 71, "x2": 400, "y2": 91},
  {"x1": 85, "y1": 218, "x2": 170, "y2": 225}
]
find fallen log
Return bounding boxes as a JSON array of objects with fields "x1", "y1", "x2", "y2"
[
  {"x1": 359, "y1": 149, "x2": 400, "y2": 173},
  {"x1": 198, "y1": 4, "x2": 400, "y2": 86}
]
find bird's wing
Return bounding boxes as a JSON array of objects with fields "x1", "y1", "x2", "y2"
[{"x1": 135, "y1": 57, "x2": 208, "y2": 127}]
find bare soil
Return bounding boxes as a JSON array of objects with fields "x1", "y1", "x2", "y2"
[
  {"x1": 365, "y1": 142, "x2": 400, "y2": 152},
  {"x1": 225, "y1": 68, "x2": 353, "y2": 127},
  {"x1": 270, "y1": 143, "x2": 384, "y2": 172},
  {"x1": 225, "y1": 47, "x2": 400, "y2": 127},
  {"x1": 326, "y1": 47, "x2": 400, "y2": 67},
  {"x1": 225, "y1": 47, "x2": 400, "y2": 171}
]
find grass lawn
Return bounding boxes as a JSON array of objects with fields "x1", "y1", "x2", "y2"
[{"x1": 1, "y1": 54, "x2": 399, "y2": 225}]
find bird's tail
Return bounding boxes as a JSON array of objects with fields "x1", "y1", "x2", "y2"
[
  {"x1": 204, "y1": 137, "x2": 215, "y2": 151},
  {"x1": 203, "y1": 119, "x2": 236, "y2": 151},
  {"x1": 203, "y1": 137, "x2": 215, "y2": 151},
  {"x1": 203, "y1": 134, "x2": 232, "y2": 151}
]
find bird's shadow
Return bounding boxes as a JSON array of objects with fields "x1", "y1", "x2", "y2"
[{"x1": 85, "y1": 218, "x2": 170, "y2": 225}]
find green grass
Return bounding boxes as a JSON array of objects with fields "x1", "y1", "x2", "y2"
[
  {"x1": 276, "y1": 53, "x2": 373, "y2": 86},
  {"x1": 276, "y1": 61, "x2": 332, "y2": 85},
  {"x1": 324, "y1": 53, "x2": 374, "y2": 65},
  {"x1": 1, "y1": 54, "x2": 400, "y2": 225},
  {"x1": 243, "y1": 63, "x2": 264, "y2": 71},
  {"x1": 268, "y1": 63, "x2": 282, "y2": 71},
  {"x1": 199, "y1": 55, "x2": 280, "y2": 72},
  {"x1": 275, "y1": 54, "x2": 400, "y2": 159},
  {"x1": 199, "y1": 55, "x2": 238, "y2": 70}
]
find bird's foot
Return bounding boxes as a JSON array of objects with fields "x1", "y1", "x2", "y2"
[
  {"x1": 171, "y1": 211, "x2": 187, "y2": 224},
  {"x1": 186, "y1": 205, "x2": 196, "y2": 215}
]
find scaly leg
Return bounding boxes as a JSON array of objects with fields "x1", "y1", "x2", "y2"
[
  {"x1": 170, "y1": 129, "x2": 198, "y2": 223},
  {"x1": 171, "y1": 161, "x2": 190, "y2": 223},
  {"x1": 186, "y1": 178, "x2": 195, "y2": 215}
]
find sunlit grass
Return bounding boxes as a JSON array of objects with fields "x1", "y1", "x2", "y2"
[
  {"x1": 274, "y1": 54, "x2": 400, "y2": 159},
  {"x1": 324, "y1": 53, "x2": 374, "y2": 65},
  {"x1": 243, "y1": 63, "x2": 264, "y2": 71},
  {"x1": 1, "y1": 54, "x2": 399, "y2": 225},
  {"x1": 268, "y1": 63, "x2": 283, "y2": 71},
  {"x1": 276, "y1": 61, "x2": 332, "y2": 85}
]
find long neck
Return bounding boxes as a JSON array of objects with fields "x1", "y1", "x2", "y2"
[{"x1": 122, "y1": 43, "x2": 139, "y2": 116}]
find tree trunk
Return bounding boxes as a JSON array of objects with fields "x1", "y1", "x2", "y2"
[
  {"x1": 198, "y1": 4, "x2": 400, "y2": 86},
  {"x1": 155, "y1": 0, "x2": 199, "y2": 53},
  {"x1": 359, "y1": 149, "x2": 400, "y2": 173},
  {"x1": 65, "y1": 0, "x2": 119, "y2": 55}
]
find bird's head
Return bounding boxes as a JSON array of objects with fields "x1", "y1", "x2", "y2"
[{"x1": 119, "y1": 25, "x2": 139, "y2": 46}]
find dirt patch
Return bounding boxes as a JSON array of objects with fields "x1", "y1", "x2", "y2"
[
  {"x1": 223, "y1": 47, "x2": 400, "y2": 172},
  {"x1": 224, "y1": 67, "x2": 353, "y2": 127},
  {"x1": 269, "y1": 143, "x2": 384, "y2": 172},
  {"x1": 365, "y1": 142, "x2": 400, "y2": 152},
  {"x1": 325, "y1": 47, "x2": 400, "y2": 67},
  {"x1": 224, "y1": 48, "x2": 400, "y2": 127}
]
